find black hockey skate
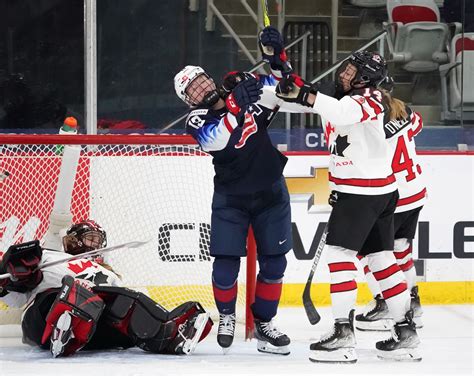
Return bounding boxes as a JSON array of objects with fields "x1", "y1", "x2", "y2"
[
  {"x1": 410, "y1": 286, "x2": 423, "y2": 329},
  {"x1": 217, "y1": 313, "x2": 236, "y2": 353},
  {"x1": 254, "y1": 319, "x2": 290, "y2": 355},
  {"x1": 50, "y1": 311, "x2": 74, "y2": 358},
  {"x1": 309, "y1": 310, "x2": 357, "y2": 363},
  {"x1": 173, "y1": 311, "x2": 211, "y2": 355},
  {"x1": 355, "y1": 294, "x2": 393, "y2": 331},
  {"x1": 376, "y1": 310, "x2": 421, "y2": 361}
]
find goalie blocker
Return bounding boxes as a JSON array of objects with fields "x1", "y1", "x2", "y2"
[{"x1": 23, "y1": 276, "x2": 212, "y2": 357}]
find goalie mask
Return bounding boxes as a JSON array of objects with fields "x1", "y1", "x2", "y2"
[
  {"x1": 62, "y1": 220, "x2": 107, "y2": 256},
  {"x1": 336, "y1": 51, "x2": 388, "y2": 93},
  {"x1": 174, "y1": 65, "x2": 219, "y2": 107}
]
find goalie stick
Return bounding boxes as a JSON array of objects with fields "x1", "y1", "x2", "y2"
[
  {"x1": 0, "y1": 240, "x2": 149, "y2": 281},
  {"x1": 302, "y1": 224, "x2": 328, "y2": 325}
]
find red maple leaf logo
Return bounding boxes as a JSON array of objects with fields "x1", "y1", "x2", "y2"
[
  {"x1": 324, "y1": 121, "x2": 335, "y2": 146},
  {"x1": 67, "y1": 260, "x2": 95, "y2": 274}
]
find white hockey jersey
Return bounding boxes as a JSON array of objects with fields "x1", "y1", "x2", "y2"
[
  {"x1": 312, "y1": 88, "x2": 397, "y2": 195},
  {"x1": 0, "y1": 250, "x2": 122, "y2": 309},
  {"x1": 385, "y1": 108, "x2": 427, "y2": 213}
]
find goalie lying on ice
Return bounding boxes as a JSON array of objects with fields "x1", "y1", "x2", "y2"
[{"x1": 0, "y1": 234, "x2": 213, "y2": 357}]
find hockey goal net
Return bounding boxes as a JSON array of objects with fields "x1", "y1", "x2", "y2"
[{"x1": 0, "y1": 134, "x2": 256, "y2": 337}]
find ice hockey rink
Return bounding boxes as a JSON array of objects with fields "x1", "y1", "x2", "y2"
[{"x1": 1, "y1": 305, "x2": 472, "y2": 376}]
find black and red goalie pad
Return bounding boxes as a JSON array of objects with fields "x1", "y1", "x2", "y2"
[{"x1": 41, "y1": 276, "x2": 105, "y2": 356}]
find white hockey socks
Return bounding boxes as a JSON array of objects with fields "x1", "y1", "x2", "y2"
[
  {"x1": 327, "y1": 246, "x2": 358, "y2": 320},
  {"x1": 366, "y1": 251, "x2": 410, "y2": 323},
  {"x1": 394, "y1": 238, "x2": 417, "y2": 291},
  {"x1": 357, "y1": 254, "x2": 381, "y2": 297}
]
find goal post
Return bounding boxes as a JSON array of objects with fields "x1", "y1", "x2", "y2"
[{"x1": 0, "y1": 134, "x2": 256, "y2": 338}]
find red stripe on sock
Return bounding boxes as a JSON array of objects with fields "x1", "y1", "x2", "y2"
[
  {"x1": 328, "y1": 262, "x2": 357, "y2": 273},
  {"x1": 394, "y1": 246, "x2": 412, "y2": 260},
  {"x1": 382, "y1": 282, "x2": 408, "y2": 300},
  {"x1": 255, "y1": 280, "x2": 282, "y2": 301},
  {"x1": 212, "y1": 282, "x2": 238, "y2": 303},
  {"x1": 363, "y1": 265, "x2": 370, "y2": 274},
  {"x1": 373, "y1": 264, "x2": 401, "y2": 281},
  {"x1": 399, "y1": 259, "x2": 414, "y2": 272},
  {"x1": 330, "y1": 280, "x2": 357, "y2": 293}
]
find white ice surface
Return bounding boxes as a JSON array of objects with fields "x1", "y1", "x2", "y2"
[{"x1": 0, "y1": 305, "x2": 473, "y2": 376}]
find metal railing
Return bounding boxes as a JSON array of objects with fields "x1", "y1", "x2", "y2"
[
  {"x1": 311, "y1": 30, "x2": 387, "y2": 84},
  {"x1": 160, "y1": 30, "x2": 312, "y2": 133},
  {"x1": 206, "y1": 0, "x2": 257, "y2": 64},
  {"x1": 164, "y1": 6, "x2": 387, "y2": 132}
]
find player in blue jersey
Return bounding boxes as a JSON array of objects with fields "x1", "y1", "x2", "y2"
[{"x1": 173, "y1": 27, "x2": 301, "y2": 355}]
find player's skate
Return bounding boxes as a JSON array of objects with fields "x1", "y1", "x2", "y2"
[
  {"x1": 50, "y1": 311, "x2": 74, "y2": 358},
  {"x1": 376, "y1": 310, "x2": 421, "y2": 362},
  {"x1": 217, "y1": 313, "x2": 236, "y2": 354},
  {"x1": 175, "y1": 311, "x2": 211, "y2": 355},
  {"x1": 254, "y1": 319, "x2": 290, "y2": 355},
  {"x1": 410, "y1": 286, "x2": 423, "y2": 329},
  {"x1": 309, "y1": 310, "x2": 357, "y2": 363},
  {"x1": 355, "y1": 294, "x2": 393, "y2": 331}
]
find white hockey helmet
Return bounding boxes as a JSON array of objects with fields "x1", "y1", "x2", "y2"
[{"x1": 174, "y1": 65, "x2": 207, "y2": 106}]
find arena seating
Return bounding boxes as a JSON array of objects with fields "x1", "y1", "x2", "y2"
[
  {"x1": 384, "y1": 0, "x2": 455, "y2": 72},
  {"x1": 440, "y1": 32, "x2": 474, "y2": 120}
]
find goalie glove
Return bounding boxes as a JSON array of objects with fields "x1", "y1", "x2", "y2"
[
  {"x1": 258, "y1": 26, "x2": 292, "y2": 75},
  {"x1": 276, "y1": 74, "x2": 316, "y2": 107},
  {"x1": 0, "y1": 240, "x2": 43, "y2": 294}
]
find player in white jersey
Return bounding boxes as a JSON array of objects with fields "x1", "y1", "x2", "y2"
[
  {"x1": 275, "y1": 51, "x2": 421, "y2": 362},
  {"x1": 356, "y1": 96, "x2": 426, "y2": 331},
  {"x1": 0, "y1": 221, "x2": 212, "y2": 358}
]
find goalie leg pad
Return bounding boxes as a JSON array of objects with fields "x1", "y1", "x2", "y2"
[
  {"x1": 94, "y1": 285, "x2": 173, "y2": 352},
  {"x1": 41, "y1": 276, "x2": 105, "y2": 357},
  {"x1": 94, "y1": 286, "x2": 213, "y2": 354},
  {"x1": 165, "y1": 301, "x2": 213, "y2": 355}
]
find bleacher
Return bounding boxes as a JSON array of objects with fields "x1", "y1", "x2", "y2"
[
  {"x1": 207, "y1": 0, "x2": 472, "y2": 127},
  {"x1": 0, "y1": 0, "x2": 472, "y2": 134}
]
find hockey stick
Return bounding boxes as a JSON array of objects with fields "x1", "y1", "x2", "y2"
[
  {"x1": 260, "y1": 0, "x2": 292, "y2": 77},
  {"x1": 259, "y1": 0, "x2": 293, "y2": 123},
  {"x1": 302, "y1": 223, "x2": 328, "y2": 325},
  {"x1": 0, "y1": 240, "x2": 149, "y2": 280},
  {"x1": 261, "y1": 0, "x2": 271, "y2": 28}
]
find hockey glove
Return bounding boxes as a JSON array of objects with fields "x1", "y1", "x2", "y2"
[
  {"x1": 42, "y1": 276, "x2": 105, "y2": 357},
  {"x1": 220, "y1": 71, "x2": 257, "y2": 98},
  {"x1": 225, "y1": 77, "x2": 263, "y2": 118},
  {"x1": 0, "y1": 240, "x2": 43, "y2": 293},
  {"x1": 258, "y1": 26, "x2": 292, "y2": 75},
  {"x1": 276, "y1": 74, "x2": 316, "y2": 107}
]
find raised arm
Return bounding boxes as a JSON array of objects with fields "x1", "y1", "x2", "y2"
[{"x1": 273, "y1": 74, "x2": 387, "y2": 126}]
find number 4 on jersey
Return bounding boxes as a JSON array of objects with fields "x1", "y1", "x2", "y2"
[{"x1": 392, "y1": 136, "x2": 416, "y2": 182}]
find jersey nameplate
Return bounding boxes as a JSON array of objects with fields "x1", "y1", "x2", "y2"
[{"x1": 384, "y1": 117, "x2": 410, "y2": 138}]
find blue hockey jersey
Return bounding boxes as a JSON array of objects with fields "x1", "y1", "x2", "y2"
[{"x1": 185, "y1": 74, "x2": 288, "y2": 195}]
